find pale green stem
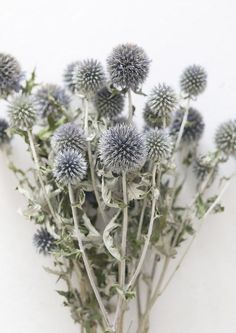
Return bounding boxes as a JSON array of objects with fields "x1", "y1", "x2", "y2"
[
  {"x1": 68, "y1": 185, "x2": 112, "y2": 331},
  {"x1": 175, "y1": 98, "x2": 190, "y2": 150},
  {"x1": 127, "y1": 89, "x2": 133, "y2": 123},
  {"x1": 27, "y1": 130, "x2": 61, "y2": 229}
]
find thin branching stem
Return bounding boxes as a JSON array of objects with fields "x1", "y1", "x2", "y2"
[
  {"x1": 127, "y1": 88, "x2": 133, "y2": 123},
  {"x1": 175, "y1": 98, "x2": 190, "y2": 150}
]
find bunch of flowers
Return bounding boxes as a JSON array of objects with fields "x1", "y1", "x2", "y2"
[{"x1": 0, "y1": 45, "x2": 234, "y2": 333}]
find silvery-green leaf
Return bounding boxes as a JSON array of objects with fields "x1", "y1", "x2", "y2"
[
  {"x1": 127, "y1": 182, "x2": 146, "y2": 201},
  {"x1": 82, "y1": 213, "x2": 101, "y2": 240},
  {"x1": 102, "y1": 177, "x2": 121, "y2": 208},
  {"x1": 103, "y1": 210, "x2": 121, "y2": 261}
]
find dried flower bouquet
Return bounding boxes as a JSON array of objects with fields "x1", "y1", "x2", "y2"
[{"x1": 0, "y1": 44, "x2": 235, "y2": 333}]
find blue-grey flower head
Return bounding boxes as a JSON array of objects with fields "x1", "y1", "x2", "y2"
[
  {"x1": 0, "y1": 53, "x2": 22, "y2": 97},
  {"x1": 215, "y1": 120, "x2": 236, "y2": 155},
  {"x1": 94, "y1": 86, "x2": 125, "y2": 119},
  {"x1": 193, "y1": 153, "x2": 218, "y2": 184},
  {"x1": 147, "y1": 84, "x2": 177, "y2": 118},
  {"x1": 51, "y1": 123, "x2": 87, "y2": 153},
  {"x1": 145, "y1": 129, "x2": 173, "y2": 162},
  {"x1": 8, "y1": 95, "x2": 36, "y2": 129},
  {"x1": 33, "y1": 228, "x2": 56, "y2": 255},
  {"x1": 170, "y1": 107, "x2": 205, "y2": 143},
  {"x1": 35, "y1": 84, "x2": 70, "y2": 118},
  {"x1": 107, "y1": 43, "x2": 150, "y2": 91},
  {"x1": 180, "y1": 65, "x2": 207, "y2": 97},
  {"x1": 64, "y1": 59, "x2": 106, "y2": 96},
  {"x1": 53, "y1": 149, "x2": 87, "y2": 186},
  {"x1": 143, "y1": 103, "x2": 169, "y2": 129},
  {"x1": 112, "y1": 116, "x2": 128, "y2": 126},
  {"x1": 0, "y1": 118, "x2": 10, "y2": 147},
  {"x1": 99, "y1": 124, "x2": 146, "y2": 173}
]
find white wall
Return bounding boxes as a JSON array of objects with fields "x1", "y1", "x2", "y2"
[{"x1": 0, "y1": 1, "x2": 236, "y2": 332}]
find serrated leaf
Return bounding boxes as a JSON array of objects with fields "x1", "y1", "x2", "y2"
[
  {"x1": 82, "y1": 213, "x2": 101, "y2": 240},
  {"x1": 103, "y1": 210, "x2": 121, "y2": 261},
  {"x1": 127, "y1": 182, "x2": 146, "y2": 201}
]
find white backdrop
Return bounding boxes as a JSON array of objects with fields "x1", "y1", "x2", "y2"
[{"x1": 0, "y1": 0, "x2": 236, "y2": 332}]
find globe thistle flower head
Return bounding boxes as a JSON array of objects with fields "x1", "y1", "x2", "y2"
[
  {"x1": 193, "y1": 154, "x2": 218, "y2": 184},
  {"x1": 94, "y1": 86, "x2": 125, "y2": 119},
  {"x1": 143, "y1": 103, "x2": 170, "y2": 129},
  {"x1": 53, "y1": 149, "x2": 87, "y2": 186},
  {"x1": 170, "y1": 107, "x2": 205, "y2": 144},
  {"x1": 35, "y1": 84, "x2": 70, "y2": 118},
  {"x1": 147, "y1": 84, "x2": 177, "y2": 118},
  {"x1": 99, "y1": 124, "x2": 146, "y2": 173},
  {"x1": 180, "y1": 65, "x2": 207, "y2": 97},
  {"x1": 64, "y1": 59, "x2": 106, "y2": 96},
  {"x1": 0, "y1": 53, "x2": 22, "y2": 97},
  {"x1": 215, "y1": 120, "x2": 236, "y2": 155},
  {"x1": 33, "y1": 228, "x2": 56, "y2": 255},
  {"x1": 107, "y1": 43, "x2": 150, "y2": 91},
  {"x1": 51, "y1": 123, "x2": 87, "y2": 153},
  {"x1": 8, "y1": 95, "x2": 36, "y2": 129},
  {"x1": 0, "y1": 118, "x2": 10, "y2": 147},
  {"x1": 145, "y1": 129, "x2": 173, "y2": 162}
]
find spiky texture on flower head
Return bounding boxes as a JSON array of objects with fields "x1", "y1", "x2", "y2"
[
  {"x1": 193, "y1": 154, "x2": 218, "y2": 183},
  {"x1": 0, "y1": 53, "x2": 22, "y2": 97},
  {"x1": 99, "y1": 124, "x2": 146, "y2": 173},
  {"x1": 215, "y1": 120, "x2": 236, "y2": 155},
  {"x1": 53, "y1": 149, "x2": 87, "y2": 186},
  {"x1": 147, "y1": 84, "x2": 177, "y2": 118},
  {"x1": 64, "y1": 59, "x2": 106, "y2": 96},
  {"x1": 143, "y1": 103, "x2": 170, "y2": 129},
  {"x1": 180, "y1": 65, "x2": 207, "y2": 97},
  {"x1": 145, "y1": 129, "x2": 173, "y2": 162},
  {"x1": 35, "y1": 84, "x2": 70, "y2": 118},
  {"x1": 51, "y1": 123, "x2": 87, "y2": 153},
  {"x1": 170, "y1": 107, "x2": 205, "y2": 143},
  {"x1": 33, "y1": 228, "x2": 56, "y2": 255},
  {"x1": 0, "y1": 118, "x2": 10, "y2": 146},
  {"x1": 107, "y1": 43, "x2": 150, "y2": 91},
  {"x1": 8, "y1": 95, "x2": 36, "y2": 129},
  {"x1": 112, "y1": 116, "x2": 128, "y2": 126},
  {"x1": 94, "y1": 86, "x2": 125, "y2": 119}
]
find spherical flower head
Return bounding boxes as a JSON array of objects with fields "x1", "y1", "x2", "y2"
[
  {"x1": 180, "y1": 65, "x2": 207, "y2": 97},
  {"x1": 99, "y1": 124, "x2": 146, "y2": 173},
  {"x1": 107, "y1": 43, "x2": 150, "y2": 91},
  {"x1": 51, "y1": 123, "x2": 87, "y2": 153},
  {"x1": 8, "y1": 95, "x2": 36, "y2": 129},
  {"x1": 0, "y1": 118, "x2": 10, "y2": 147},
  {"x1": 215, "y1": 120, "x2": 236, "y2": 155},
  {"x1": 35, "y1": 84, "x2": 70, "y2": 118},
  {"x1": 53, "y1": 149, "x2": 87, "y2": 186},
  {"x1": 94, "y1": 86, "x2": 125, "y2": 119},
  {"x1": 143, "y1": 103, "x2": 170, "y2": 129},
  {"x1": 193, "y1": 154, "x2": 218, "y2": 184},
  {"x1": 33, "y1": 228, "x2": 56, "y2": 255},
  {"x1": 170, "y1": 107, "x2": 205, "y2": 143},
  {"x1": 0, "y1": 53, "x2": 22, "y2": 97},
  {"x1": 64, "y1": 59, "x2": 106, "y2": 96},
  {"x1": 145, "y1": 129, "x2": 173, "y2": 162},
  {"x1": 147, "y1": 84, "x2": 177, "y2": 118}
]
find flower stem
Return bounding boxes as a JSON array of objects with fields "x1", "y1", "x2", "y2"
[
  {"x1": 127, "y1": 89, "x2": 133, "y2": 123},
  {"x1": 175, "y1": 98, "x2": 190, "y2": 150},
  {"x1": 27, "y1": 130, "x2": 61, "y2": 229},
  {"x1": 68, "y1": 184, "x2": 112, "y2": 331}
]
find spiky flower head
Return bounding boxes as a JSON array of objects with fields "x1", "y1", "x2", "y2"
[
  {"x1": 193, "y1": 153, "x2": 218, "y2": 184},
  {"x1": 8, "y1": 95, "x2": 36, "y2": 129},
  {"x1": 99, "y1": 124, "x2": 146, "y2": 173},
  {"x1": 170, "y1": 107, "x2": 205, "y2": 143},
  {"x1": 53, "y1": 149, "x2": 87, "y2": 186},
  {"x1": 0, "y1": 118, "x2": 10, "y2": 147},
  {"x1": 51, "y1": 123, "x2": 87, "y2": 153},
  {"x1": 107, "y1": 43, "x2": 150, "y2": 91},
  {"x1": 147, "y1": 84, "x2": 177, "y2": 119},
  {"x1": 64, "y1": 59, "x2": 106, "y2": 96},
  {"x1": 94, "y1": 86, "x2": 125, "y2": 119},
  {"x1": 143, "y1": 103, "x2": 165, "y2": 129},
  {"x1": 215, "y1": 120, "x2": 236, "y2": 155},
  {"x1": 33, "y1": 228, "x2": 56, "y2": 255},
  {"x1": 35, "y1": 84, "x2": 70, "y2": 118},
  {"x1": 145, "y1": 129, "x2": 173, "y2": 162},
  {"x1": 0, "y1": 53, "x2": 22, "y2": 97},
  {"x1": 180, "y1": 65, "x2": 207, "y2": 97}
]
